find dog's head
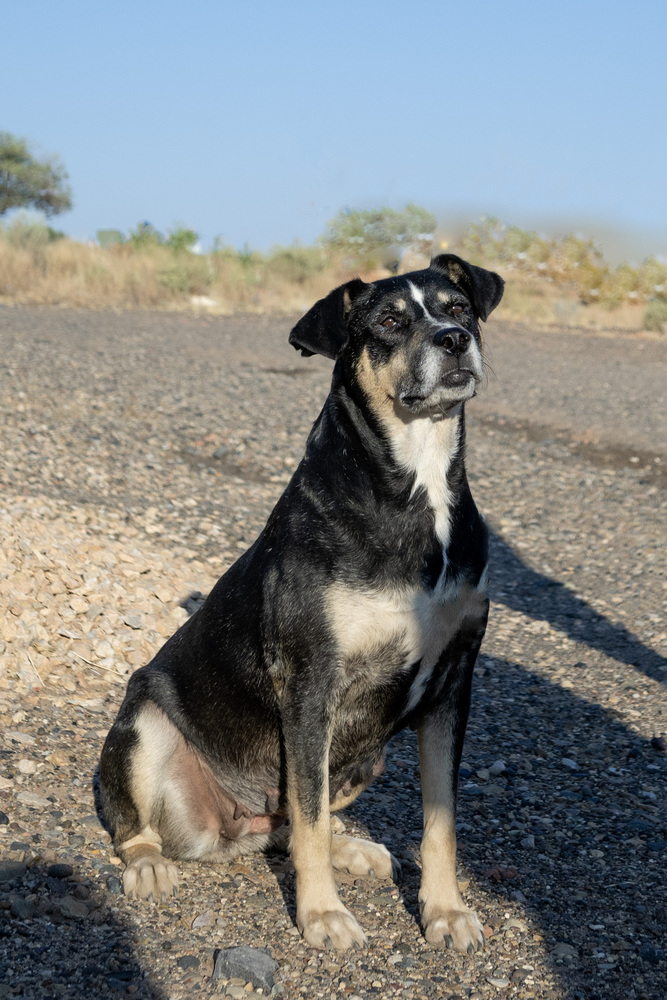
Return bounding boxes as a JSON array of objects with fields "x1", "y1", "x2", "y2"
[{"x1": 289, "y1": 254, "x2": 504, "y2": 417}]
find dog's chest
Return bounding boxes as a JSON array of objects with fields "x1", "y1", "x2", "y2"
[
  {"x1": 387, "y1": 412, "x2": 460, "y2": 547},
  {"x1": 326, "y1": 572, "x2": 485, "y2": 714}
]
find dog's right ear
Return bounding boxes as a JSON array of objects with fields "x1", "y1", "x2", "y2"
[{"x1": 289, "y1": 278, "x2": 366, "y2": 360}]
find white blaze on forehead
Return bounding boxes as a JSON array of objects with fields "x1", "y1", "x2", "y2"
[{"x1": 408, "y1": 281, "x2": 440, "y2": 325}]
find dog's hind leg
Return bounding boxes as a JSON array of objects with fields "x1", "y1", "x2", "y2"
[{"x1": 100, "y1": 702, "x2": 182, "y2": 900}]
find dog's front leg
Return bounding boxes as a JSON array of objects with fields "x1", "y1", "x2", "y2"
[
  {"x1": 417, "y1": 691, "x2": 484, "y2": 953},
  {"x1": 283, "y1": 691, "x2": 367, "y2": 950}
]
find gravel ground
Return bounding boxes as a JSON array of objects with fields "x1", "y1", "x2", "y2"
[{"x1": 0, "y1": 304, "x2": 665, "y2": 1000}]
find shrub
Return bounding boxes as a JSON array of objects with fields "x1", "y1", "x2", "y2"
[
  {"x1": 165, "y1": 226, "x2": 199, "y2": 253},
  {"x1": 159, "y1": 254, "x2": 212, "y2": 294},
  {"x1": 97, "y1": 229, "x2": 124, "y2": 249},
  {"x1": 3, "y1": 214, "x2": 63, "y2": 250},
  {"x1": 643, "y1": 299, "x2": 667, "y2": 333},
  {"x1": 266, "y1": 243, "x2": 326, "y2": 285},
  {"x1": 127, "y1": 221, "x2": 163, "y2": 248},
  {"x1": 322, "y1": 203, "x2": 436, "y2": 267}
]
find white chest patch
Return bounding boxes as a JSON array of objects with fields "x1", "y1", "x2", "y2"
[
  {"x1": 326, "y1": 579, "x2": 486, "y2": 714},
  {"x1": 388, "y1": 413, "x2": 460, "y2": 548}
]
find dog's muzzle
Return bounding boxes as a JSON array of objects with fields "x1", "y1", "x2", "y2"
[{"x1": 397, "y1": 325, "x2": 482, "y2": 412}]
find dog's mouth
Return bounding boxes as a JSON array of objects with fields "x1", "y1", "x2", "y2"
[
  {"x1": 441, "y1": 369, "x2": 475, "y2": 388},
  {"x1": 399, "y1": 369, "x2": 478, "y2": 411}
]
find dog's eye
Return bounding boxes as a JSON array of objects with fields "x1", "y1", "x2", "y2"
[
  {"x1": 451, "y1": 304, "x2": 464, "y2": 316},
  {"x1": 380, "y1": 316, "x2": 397, "y2": 329}
]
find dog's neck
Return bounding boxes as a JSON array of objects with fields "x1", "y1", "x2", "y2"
[
  {"x1": 384, "y1": 407, "x2": 464, "y2": 550},
  {"x1": 327, "y1": 379, "x2": 468, "y2": 548}
]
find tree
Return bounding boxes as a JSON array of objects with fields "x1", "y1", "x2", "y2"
[
  {"x1": 322, "y1": 203, "x2": 436, "y2": 264},
  {"x1": 0, "y1": 131, "x2": 72, "y2": 217}
]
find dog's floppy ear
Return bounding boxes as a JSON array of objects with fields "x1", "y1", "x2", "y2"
[
  {"x1": 430, "y1": 254, "x2": 504, "y2": 322},
  {"x1": 289, "y1": 278, "x2": 366, "y2": 360}
]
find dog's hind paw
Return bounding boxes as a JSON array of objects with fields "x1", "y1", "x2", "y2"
[
  {"x1": 422, "y1": 904, "x2": 484, "y2": 952},
  {"x1": 331, "y1": 834, "x2": 399, "y2": 881},
  {"x1": 299, "y1": 906, "x2": 367, "y2": 950},
  {"x1": 123, "y1": 854, "x2": 179, "y2": 902}
]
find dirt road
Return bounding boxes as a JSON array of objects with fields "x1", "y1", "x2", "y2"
[{"x1": 0, "y1": 305, "x2": 665, "y2": 1000}]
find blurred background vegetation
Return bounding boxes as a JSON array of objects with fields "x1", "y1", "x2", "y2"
[
  {"x1": 1, "y1": 207, "x2": 665, "y2": 332},
  {"x1": 1, "y1": 129, "x2": 665, "y2": 330}
]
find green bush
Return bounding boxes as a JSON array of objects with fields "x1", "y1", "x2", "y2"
[
  {"x1": 266, "y1": 243, "x2": 325, "y2": 284},
  {"x1": 2, "y1": 215, "x2": 63, "y2": 250},
  {"x1": 159, "y1": 255, "x2": 212, "y2": 295},
  {"x1": 643, "y1": 299, "x2": 667, "y2": 332},
  {"x1": 127, "y1": 221, "x2": 163, "y2": 248},
  {"x1": 322, "y1": 203, "x2": 436, "y2": 266},
  {"x1": 97, "y1": 229, "x2": 124, "y2": 249},
  {"x1": 165, "y1": 226, "x2": 198, "y2": 253}
]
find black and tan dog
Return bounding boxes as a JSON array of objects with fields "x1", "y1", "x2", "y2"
[{"x1": 99, "y1": 253, "x2": 504, "y2": 952}]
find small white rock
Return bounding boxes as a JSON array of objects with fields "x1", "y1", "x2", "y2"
[{"x1": 18, "y1": 759, "x2": 38, "y2": 775}]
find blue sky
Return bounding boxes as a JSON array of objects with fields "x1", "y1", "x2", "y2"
[{"x1": 2, "y1": 0, "x2": 666, "y2": 258}]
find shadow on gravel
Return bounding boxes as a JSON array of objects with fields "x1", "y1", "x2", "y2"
[
  {"x1": 347, "y1": 652, "x2": 666, "y2": 1000},
  {"x1": 0, "y1": 861, "x2": 166, "y2": 1000},
  {"x1": 489, "y1": 531, "x2": 667, "y2": 685}
]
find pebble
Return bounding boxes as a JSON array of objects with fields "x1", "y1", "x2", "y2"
[
  {"x1": 9, "y1": 895, "x2": 36, "y2": 920},
  {"x1": 551, "y1": 942, "x2": 578, "y2": 962},
  {"x1": 639, "y1": 943, "x2": 665, "y2": 965},
  {"x1": 0, "y1": 306, "x2": 664, "y2": 1000},
  {"x1": 212, "y1": 946, "x2": 279, "y2": 990},
  {"x1": 0, "y1": 862, "x2": 27, "y2": 883},
  {"x1": 176, "y1": 955, "x2": 200, "y2": 970},
  {"x1": 47, "y1": 863, "x2": 74, "y2": 878},
  {"x1": 60, "y1": 895, "x2": 90, "y2": 919}
]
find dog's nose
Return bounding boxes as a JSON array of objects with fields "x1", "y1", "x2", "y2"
[{"x1": 433, "y1": 327, "x2": 471, "y2": 355}]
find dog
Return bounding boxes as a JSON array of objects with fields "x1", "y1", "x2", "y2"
[{"x1": 99, "y1": 253, "x2": 504, "y2": 952}]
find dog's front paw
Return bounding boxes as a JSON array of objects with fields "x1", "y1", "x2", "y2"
[
  {"x1": 421, "y1": 904, "x2": 484, "y2": 953},
  {"x1": 298, "y1": 906, "x2": 367, "y2": 950},
  {"x1": 331, "y1": 834, "x2": 400, "y2": 880},
  {"x1": 123, "y1": 854, "x2": 179, "y2": 901}
]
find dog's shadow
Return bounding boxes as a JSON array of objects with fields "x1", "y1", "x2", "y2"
[
  {"x1": 487, "y1": 530, "x2": 666, "y2": 685},
  {"x1": 341, "y1": 535, "x2": 666, "y2": 996},
  {"x1": 138, "y1": 536, "x2": 666, "y2": 996}
]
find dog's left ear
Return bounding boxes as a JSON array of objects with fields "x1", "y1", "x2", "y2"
[
  {"x1": 430, "y1": 254, "x2": 504, "y2": 322},
  {"x1": 289, "y1": 278, "x2": 366, "y2": 360}
]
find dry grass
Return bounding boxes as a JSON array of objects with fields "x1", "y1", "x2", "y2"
[
  {"x1": 0, "y1": 229, "x2": 652, "y2": 332},
  {"x1": 493, "y1": 271, "x2": 647, "y2": 331},
  {"x1": 0, "y1": 236, "x2": 351, "y2": 314}
]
